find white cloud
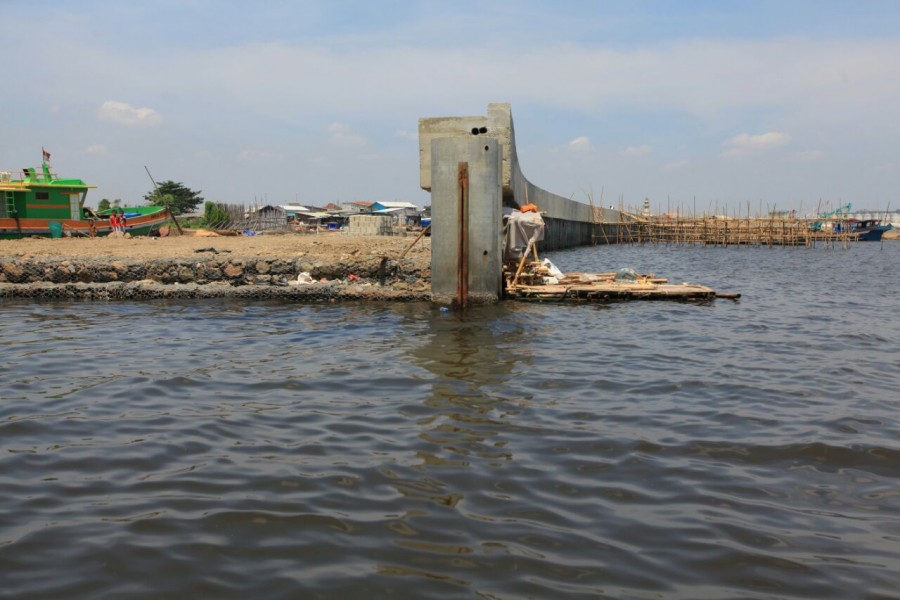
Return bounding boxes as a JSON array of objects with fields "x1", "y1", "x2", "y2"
[
  {"x1": 722, "y1": 132, "x2": 791, "y2": 157},
  {"x1": 98, "y1": 101, "x2": 163, "y2": 126},
  {"x1": 237, "y1": 148, "x2": 283, "y2": 163},
  {"x1": 11, "y1": 10, "x2": 900, "y2": 209},
  {"x1": 327, "y1": 122, "x2": 367, "y2": 147},
  {"x1": 790, "y1": 149, "x2": 824, "y2": 161},
  {"x1": 86, "y1": 144, "x2": 109, "y2": 155},
  {"x1": 394, "y1": 129, "x2": 418, "y2": 141},
  {"x1": 662, "y1": 158, "x2": 690, "y2": 172},
  {"x1": 623, "y1": 144, "x2": 651, "y2": 156},
  {"x1": 568, "y1": 136, "x2": 592, "y2": 152}
]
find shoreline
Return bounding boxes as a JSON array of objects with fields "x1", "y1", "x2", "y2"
[
  {"x1": 0, "y1": 281, "x2": 431, "y2": 302},
  {"x1": 2, "y1": 229, "x2": 895, "y2": 302},
  {"x1": 0, "y1": 232, "x2": 434, "y2": 302}
]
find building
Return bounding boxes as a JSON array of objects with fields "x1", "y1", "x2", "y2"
[
  {"x1": 340, "y1": 201, "x2": 374, "y2": 214},
  {"x1": 280, "y1": 204, "x2": 312, "y2": 218},
  {"x1": 371, "y1": 201, "x2": 420, "y2": 225}
]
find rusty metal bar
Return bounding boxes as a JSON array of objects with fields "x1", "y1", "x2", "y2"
[{"x1": 457, "y1": 162, "x2": 469, "y2": 310}]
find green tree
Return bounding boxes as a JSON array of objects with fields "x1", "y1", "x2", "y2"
[
  {"x1": 144, "y1": 181, "x2": 204, "y2": 215},
  {"x1": 202, "y1": 200, "x2": 231, "y2": 228},
  {"x1": 97, "y1": 198, "x2": 122, "y2": 211}
]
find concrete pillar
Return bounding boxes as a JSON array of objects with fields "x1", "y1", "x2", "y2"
[{"x1": 430, "y1": 137, "x2": 502, "y2": 305}]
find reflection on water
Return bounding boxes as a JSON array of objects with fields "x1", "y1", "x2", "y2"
[{"x1": 1, "y1": 243, "x2": 899, "y2": 598}]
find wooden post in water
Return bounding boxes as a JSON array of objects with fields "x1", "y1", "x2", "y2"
[{"x1": 456, "y1": 162, "x2": 469, "y2": 310}]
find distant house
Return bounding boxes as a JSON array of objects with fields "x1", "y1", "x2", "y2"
[
  {"x1": 341, "y1": 201, "x2": 374, "y2": 214},
  {"x1": 280, "y1": 204, "x2": 312, "y2": 222},
  {"x1": 371, "y1": 201, "x2": 417, "y2": 212},
  {"x1": 293, "y1": 210, "x2": 338, "y2": 230},
  {"x1": 371, "y1": 201, "x2": 421, "y2": 225},
  {"x1": 243, "y1": 204, "x2": 288, "y2": 231},
  {"x1": 246, "y1": 204, "x2": 286, "y2": 219},
  {"x1": 281, "y1": 203, "x2": 311, "y2": 214}
]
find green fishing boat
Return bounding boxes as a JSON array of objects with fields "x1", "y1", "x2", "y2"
[{"x1": 1, "y1": 154, "x2": 171, "y2": 239}]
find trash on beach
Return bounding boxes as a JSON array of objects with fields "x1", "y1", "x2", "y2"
[{"x1": 288, "y1": 272, "x2": 315, "y2": 286}]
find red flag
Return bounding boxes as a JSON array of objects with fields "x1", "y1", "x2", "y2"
[{"x1": 42, "y1": 147, "x2": 51, "y2": 162}]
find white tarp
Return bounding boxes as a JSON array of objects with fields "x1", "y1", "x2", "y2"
[{"x1": 503, "y1": 210, "x2": 545, "y2": 259}]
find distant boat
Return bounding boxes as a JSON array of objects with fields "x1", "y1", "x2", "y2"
[
  {"x1": 820, "y1": 218, "x2": 892, "y2": 241},
  {"x1": 1, "y1": 160, "x2": 171, "y2": 239}
]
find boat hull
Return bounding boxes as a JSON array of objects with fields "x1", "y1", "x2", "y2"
[
  {"x1": 0, "y1": 208, "x2": 171, "y2": 239},
  {"x1": 853, "y1": 225, "x2": 891, "y2": 241}
]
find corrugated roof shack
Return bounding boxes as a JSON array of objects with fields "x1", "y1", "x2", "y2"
[
  {"x1": 373, "y1": 202, "x2": 419, "y2": 220},
  {"x1": 371, "y1": 201, "x2": 422, "y2": 235},
  {"x1": 341, "y1": 201, "x2": 374, "y2": 214},
  {"x1": 243, "y1": 205, "x2": 288, "y2": 232}
]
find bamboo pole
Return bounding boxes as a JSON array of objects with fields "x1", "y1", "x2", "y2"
[
  {"x1": 398, "y1": 225, "x2": 430, "y2": 259},
  {"x1": 145, "y1": 166, "x2": 183, "y2": 235},
  {"x1": 510, "y1": 239, "x2": 534, "y2": 289}
]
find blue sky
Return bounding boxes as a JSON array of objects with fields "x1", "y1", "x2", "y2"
[{"x1": 3, "y1": 1, "x2": 898, "y2": 214}]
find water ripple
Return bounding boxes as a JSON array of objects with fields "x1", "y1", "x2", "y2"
[{"x1": 2, "y1": 244, "x2": 900, "y2": 598}]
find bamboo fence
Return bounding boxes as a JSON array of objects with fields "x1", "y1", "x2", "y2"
[{"x1": 592, "y1": 213, "x2": 863, "y2": 249}]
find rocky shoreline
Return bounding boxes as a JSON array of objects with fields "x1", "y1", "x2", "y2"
[
  {"x1": 0, "y1": 235, "x2": 433, "y2": 302},
  {"x1": 0, "y1": 256, "x2": 431, "y2": 301},
  {"x1": 0, "y1": 280, "x2": 431, "y2": 301}
]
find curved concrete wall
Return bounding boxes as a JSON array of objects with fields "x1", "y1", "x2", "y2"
[{"x1": 420, "y1": 103, "x2": 621, "y2": 250}]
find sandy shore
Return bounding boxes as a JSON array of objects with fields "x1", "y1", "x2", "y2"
[{"x1": 0, "y1": 230, "x2": 431, "y2": 264}]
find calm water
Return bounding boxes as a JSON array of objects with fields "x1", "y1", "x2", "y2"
[{"x1": 1, "y1": 243, "x2": 898, "y2": 599}]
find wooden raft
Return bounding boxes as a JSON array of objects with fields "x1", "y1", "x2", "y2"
[
  {"x1": 505, "y1": 268, "x2": 732, "y2": 303},
  {"x1": 501, "y1": 223, "x2": 738, "y2": 303}
]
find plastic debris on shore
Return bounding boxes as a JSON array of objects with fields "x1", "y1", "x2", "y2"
[{"x1": 289, "y1": 272, "x2": 315, "y2": 286}]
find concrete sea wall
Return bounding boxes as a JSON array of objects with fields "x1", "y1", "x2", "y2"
[
  {"x1": 419, "y1": 102, "x2": 623, "y2": 303},
  {"x1": 420, "y1": 103, "x2": 622, "y2": 252}
]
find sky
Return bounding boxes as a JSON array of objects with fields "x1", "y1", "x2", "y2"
[{"x1": 3, "y1": 0, "x2": 899, "y2": 215}]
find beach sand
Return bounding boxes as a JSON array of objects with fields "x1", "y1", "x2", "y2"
[{"x1": 0, "y1": 230, "x2": 431, "y2": 264}]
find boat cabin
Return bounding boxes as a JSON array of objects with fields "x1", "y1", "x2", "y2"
[{"x1": 1, "y1": 163, "x2": 94, "y2": 221}]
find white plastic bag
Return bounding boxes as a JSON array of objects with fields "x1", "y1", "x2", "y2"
[{"x1": 541, "y1": 258, "x2": 564, "y2": 278}]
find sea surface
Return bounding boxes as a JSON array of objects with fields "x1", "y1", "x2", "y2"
[{"x1": 1, "y1": 242, "x2": 898, "y2": 599}]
